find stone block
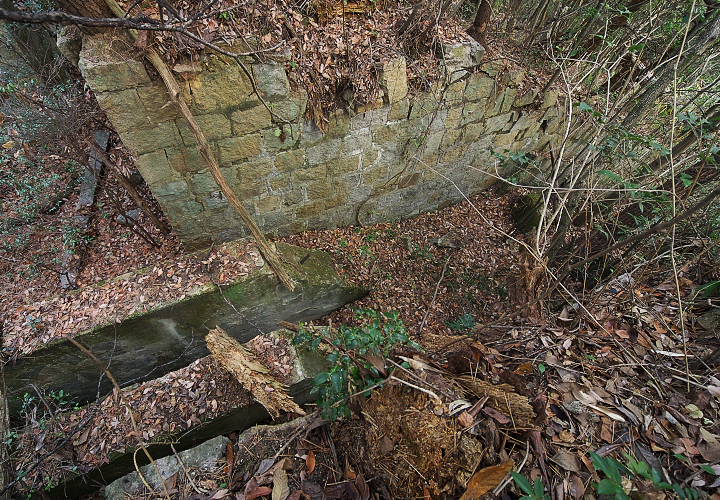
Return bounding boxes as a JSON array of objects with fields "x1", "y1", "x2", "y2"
[
  {"x1": 465, "y1": 72, "x2": 495, "y2": 101},
  {"x1": 342, "y1": 128, "x2": 372, "y2": 155},
  {"x1": 381, "y1": 57, "x2": 408, "y2": 104},
  {"x1": 493, "y1": 130, "x2": 520, "y2": 149},
  {"x1": 165, "y1": 146, "x2": 204, "y2": 174},
  {"x1": 445, "y1": 79, "x2": 467, "y2": 104},
  {"x1": 256, "y1": 195, "x2": 283, "y2": 212},
  {"x1": 500, "y1": 88, "x2": 518, "y2": 114},
  {"x1": 252, "y1": 63, "x2": 290, "y2": 101},
  {"x1": 231, "y1": 104, "x2": 272, "y2": 135},
  {"x1": 325, "y1": 154, "x2": 361, "y2": 176},
  {"x1": 462, "y1": 100, "x2": 487, "y2": 125},
  {"x1": 441, "y1": 128, "x2": 462, "y2": 149},
  {"x1": 261, "y1": 124, "x2": 301, "y2": 152},
  {"x1": 237, "y1": 157, "x2": 275, "y2": 179},
  {"x1": 94, "y1": 89, "x2": 149, "y2": 131},
  {"x1": 351, "y1": 106, "x2": 389, "y2": 130},
  {"x1": 203, "y1": 191, "x2": 229, "y2": 209},
  {"x1": 542, "y1": 90, "x2": 559, "y2": 108},
  {"x1": 514, "y1": 89, "x2": 538, "y2": 108},
  {"x1": 441, "y1": 41, "x2": 485, "y2": 78},
  {"x1": 509, "y1": 69, "x2": 525, "y2": 86},
  {"x1": 177, "y1": 113, "x2": 232, "y2": 144},
  {"x1": 153, "y1": 179, "x2": 190, "y2": 197},
  {"x1": 509, "y1": 113, "x2": 536, "y2": 134},
  {"x1": 307, "y1": 139, "x2": 342, "y2": 165},
  {"x1": 217, "y1": 134, "x2": 262, "y2": 163},
  {"x1": 388, "y1": 98, "x2": 410, "y2": 121},
  {"x1": 136, "y1": 149, "x2": 181, "y2": 186},
  {"x1": 275, "y1": 149, "x2": 306, "y2": 172},
  {"x1": 122, "y1": 121, "x2": 182, "y2": 154},
  {"x1": 79, "y1": 49, "x2": 150, "y2": 92},
  {"x1": 297, "y1": 201, "x2": 326, "y2": 219},
  {"x1": 362, "y1": 164, "x2": 388, "y2": 184},
  {"x1": 409, "y1": 95, "x2": 440, "y2": 119},
  {"x1": 268, "y1": 91, "x2": 308, "y2": 122},
  {"x1": 326, "y1": 111, "x2": 351, "y2": 138},
  {"x1": 188, "y1": 64, "x2": 253, "y2": 113},
  {"x1": 461, "y1": 122, "x2": 485, "y2": 144},
  {"x1": 295, "y1": 164, "x2": 328, "y2": 182},
  {"x1": 485, "y1": 112, "x2": 514, "y2": 134},
  {"x1": 136, "y1": 84, "x2": 181, "y2": 122},
  {"x1": 189, "y1": 171, "x2": 220, "y2": 195}
]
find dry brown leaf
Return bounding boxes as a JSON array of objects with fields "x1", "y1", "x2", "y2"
[
  {"x1": 206, "y1": 328, "x2": 304, "y2": 418},
  {"x1": 306, "y1": 450, "x2": 316, "y2": 474},
  {"x1": 460, "y1": 460, "x2": 514, "y2": 500},
  {"x1": 272, "y1": 467, "x2": 290, "y2": 500}
]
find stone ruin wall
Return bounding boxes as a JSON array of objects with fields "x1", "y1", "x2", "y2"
[{"x1": 77, "y1": 32, "x2": 568, "y2": 249}]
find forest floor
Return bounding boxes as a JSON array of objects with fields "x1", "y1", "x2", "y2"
[{"x1": 6, "y1": 177, "x2": 720, "y2": 498}]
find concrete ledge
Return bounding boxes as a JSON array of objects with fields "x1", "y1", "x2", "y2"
[
  {"x1": 5, "y1": 243, "x2": 364, "y2": 418},
  {"x1": 48, "y1": 329, "x2": 325, "y2": 498}
]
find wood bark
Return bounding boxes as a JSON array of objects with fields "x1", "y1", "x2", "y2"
[
  {"x1": 206, "y1": 328, "x2": 304, "y2": 418},
  {"x1": 468, "y1": 0, "x2": 492, "y2": 45},
  {"x1": 56, "y1": 0, "x2": 112, "y2": 33},
  {"x1": 103, "y1": 0, "x2": 295, "y2": 291}
]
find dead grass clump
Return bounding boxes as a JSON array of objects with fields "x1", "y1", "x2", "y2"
[{"x1": 361, "y1": 385, "x2": 483, "y2": 498}]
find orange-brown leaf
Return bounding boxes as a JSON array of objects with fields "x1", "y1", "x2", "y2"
[
  {"x1": 306, "y1": 450, "x2": 316, "y2": 475},
  {"x1": 460, "y1": 460, "x2": 514, "y2": 500}
]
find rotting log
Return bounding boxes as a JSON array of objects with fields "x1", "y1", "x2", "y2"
[
  {"x1": 46, "y1": 330, "x2": 326, "y2": 498},
  {"x1": 102, "y1": 0, "x2": 296, "y2": 292},
  {"x1": 207, "y1": 327, "x2": 305, "y2": 418},
  {"x1": 4, "y1": 243, "x2": 365, "y2": 419}
]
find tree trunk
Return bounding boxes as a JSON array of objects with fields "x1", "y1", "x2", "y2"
[
  {"x1": 56, "y1": 0, "x2": 111, "y2": 33},
  {"x1": 468, "y1": 0, "x2": 492, "y2": 45},
  {"x1": 56, "y1": 0, "x2": 112, "y2": 18}
]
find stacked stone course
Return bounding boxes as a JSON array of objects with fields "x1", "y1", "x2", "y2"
[{"x1": 79, "y1": 34, "x2": 568, "y2": 248}]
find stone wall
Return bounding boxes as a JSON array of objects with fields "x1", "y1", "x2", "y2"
[{"x1": 78, "y1": 33, "x2": 567, "y2": 248}]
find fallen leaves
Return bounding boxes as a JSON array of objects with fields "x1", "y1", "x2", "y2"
[{"x1": 460, "y1": 460, "x2": 514, "y2": 500}]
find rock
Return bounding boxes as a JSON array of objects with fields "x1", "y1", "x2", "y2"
[
  {"x1": 115, "y1": 208, "x2": 141, "y2": 226},
  {"x1": 442, "y1": 41, "x2": 486, "y2": 78},
  {"x1": 434, "y1": 232, "x2": 463, "y2": 249},
  {"x1": 104, "y1": 435, "x2": 230, "y2": 499},
  {"x1": 56, "y1": 26, "x2": 82, "y2": 66},
  {"x1": 252, "y1": 63, "x2": 291, "y2": 101},
  {"x1": 698, "y1": 309, "x2": 720, "y2": 333},
  {"x1": 381, "y1": 57, "x2": 408, "y2": 104}
]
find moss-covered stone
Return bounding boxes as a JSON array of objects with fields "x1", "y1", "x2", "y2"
[
  {"x1": 177, "y1": 113, "x2": 232, "y2": 144},
  {"x1": 231, "y1": 104, "x2": 272, "y2": 135},
  {"x1": 217, "y1": 134, "x2": 262, "y2": 163},
  {"x1": 5, "y1": 243, "x2": 366, "y2": 419}
]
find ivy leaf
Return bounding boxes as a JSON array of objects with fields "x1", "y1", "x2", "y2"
[{"x1": 578, "y1": 101, "x2": 594, "y2": 113}]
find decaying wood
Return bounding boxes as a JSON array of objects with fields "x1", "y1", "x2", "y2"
[
  {"x1": 103, "y1": 0, "x2": 296, "y2": 291},
  {"x1": 457, "y1": 376, "x2": 535, "y2": 429},
  {"x1": 206, "y1": 328, "x2": 305, "y2": 418}
]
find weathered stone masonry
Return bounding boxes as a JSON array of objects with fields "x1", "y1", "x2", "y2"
[{"x1": 78, "y1": 33, "x2": 567, "y2": 249}]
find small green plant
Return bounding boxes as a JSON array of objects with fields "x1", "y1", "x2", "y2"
[
  {"x1": 590, "y1": 452, "x2": 703, "y2": 500},
  {"x1": 292, "y1": 309, "x2": 420, "y2": 420},
  {"x1": 409, "y1": 243, "x2": 434, "y2": 260},
  {"x1": 446, "y1": 313, "x2": 476, "y2": 331},
  {"x1": 511, "y1": 472, "x2": 550, "y2": 500},
  {"x1": 358, "y1": 244, "x2": 374, "y2": 259}
]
